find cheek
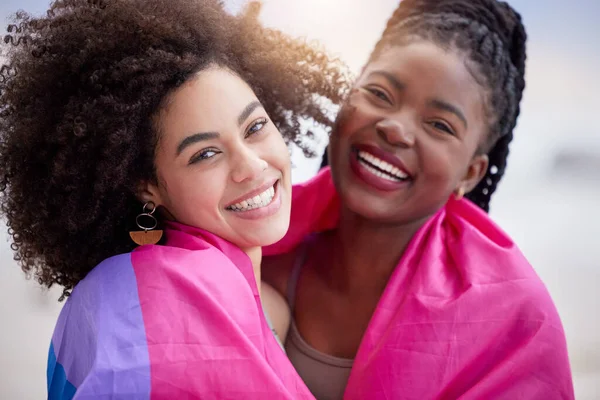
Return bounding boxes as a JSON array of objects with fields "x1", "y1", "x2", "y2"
[
  {"x1": 331, "y1": 90, "x2": 387, "y2": 148},
  {"x1": 422, "y1": 144, "x2": 454, "y2": 176},
  {"x1": 260, "y1": 131, "x2": 291, "y2": 177},
  {"x1": 271, "y1": 134, "x2": 291, "y2": 165},
  {"x1": 329, "y1": 103, "x2": 364, "y2": 164},
  {"x1": 160, "y1": 168, "x2": 227, "y2": 225},
  {"x1": 332, "y1": 91, "x2": 362, "y2": 140},
  {"x1": 417, "y1": 141, "x2": 467, "y2": 194}
]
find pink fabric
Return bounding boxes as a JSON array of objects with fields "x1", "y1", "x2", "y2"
[
  {"x1": 132, "y1": 222, "x2": 313, "y2": 399},
  {"x1": 265, "y1": 168, "x2": 574, "y2": 399}
]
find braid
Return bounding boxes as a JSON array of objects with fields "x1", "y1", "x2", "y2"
[{"x1": 322, "y1": 0, "x2": 527, "y2": 212}]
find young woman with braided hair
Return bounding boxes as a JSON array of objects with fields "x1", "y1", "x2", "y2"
[{"x1": 263, "y1": 0, "x2": 574, "y2": 398}]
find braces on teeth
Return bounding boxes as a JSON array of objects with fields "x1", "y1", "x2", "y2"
[{"x1": 228, "y1": 185, "x2": 275, "y2": 211}]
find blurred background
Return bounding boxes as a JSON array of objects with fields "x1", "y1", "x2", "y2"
[{"x1": 1, "y1": 0, "x2": 598, "y2": 398}]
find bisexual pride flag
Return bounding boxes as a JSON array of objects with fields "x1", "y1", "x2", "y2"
[{"x1": 47, "y1": 223, "x2": 313, "y2": 399}]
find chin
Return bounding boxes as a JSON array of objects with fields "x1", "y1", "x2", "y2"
[
  {"x1": 233, "y1": 211, "x2": 291, "y2": 248},
  {"x1": 342, "y1": 190, "x2": 395, "y2": 222},
  {"x1": 331, "y1": 169, "x2": 387, "y2": 220},
  {"x1": 335, "y1": 180, "x2": 411, "y2": 223},
  {"x1": 345, "y1": 187, "x2": 448, "y2": 229},
  {"x1": 259, "y1": 221, "x2": 289, "y2": 246}
]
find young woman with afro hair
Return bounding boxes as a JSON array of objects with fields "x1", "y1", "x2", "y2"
[{"x1": 0, "y1": 0, "x2": 348, "y2": 397}]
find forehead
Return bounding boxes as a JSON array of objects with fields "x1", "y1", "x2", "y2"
[
  {"x1": 367, "y1": 42, "x2": 485, "y2": 102},
  {"x1": 157, "y1": 67, "x2": 257, "y2": 138}
]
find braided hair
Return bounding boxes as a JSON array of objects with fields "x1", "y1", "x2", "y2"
[{"x1": 322, "y1": 0, "x2": 527, "y2": 212}]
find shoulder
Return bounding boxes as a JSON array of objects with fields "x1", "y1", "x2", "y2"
[
  {"x1": 49, "y1": 253, "x2": 146, "y2": 391},
  {"x1": 58, "y1": 252, "x2": 142, "y2": 333},
  {"x1": 58, "y1": 252, "x2": 147, "y2": 339},
  {"x1": 70, "y1": 252, "x2": 135, "y2": 300},
  {"x1": 261, "y1": 281, "x2": 291, "y2": 342}
]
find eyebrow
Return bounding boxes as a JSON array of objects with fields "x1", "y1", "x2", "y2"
[
  {"x1": 176, "y1": 132, "x2": 219, "y2": 156},
  {"x1": 175, "y1": 100, "x2": 264, "y2": 156},
  {"x1": 368, "y1": 70, "x2": 406, "y2": 92},
  {"x1": 427, "y1": 99, "x2": 468, "y2": 129},
  {"x1": 237, "y1": 100, "x2": 262, "y2": 126}
]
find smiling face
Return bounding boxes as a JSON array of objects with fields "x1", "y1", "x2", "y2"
[
  {"x1": 142, "y1": 66, "x2": 292, "y2": 249},
  {"x1": 329, "y1": 41, "x2": 490, "y2": 225}
]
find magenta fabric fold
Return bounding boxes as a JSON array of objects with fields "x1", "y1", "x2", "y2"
[
  {"x1": 265, "y1": 168, "x2": 574, "y2": 399},
  {"x1": 48, "y1": 222, "x2": 313, "y2": 399}
]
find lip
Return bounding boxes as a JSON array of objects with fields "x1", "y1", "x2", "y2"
[
  {"x1": 353, "y1": 144, "x2": 412, "y2": 178},
  {"x1": 349, "y1": 145, "x2": 412, "y2": 192},
  {"x1": 227, "y1": 180, "x2": 282, "y2": 221},
  {"x1": 225, "y1": 178, "x2": 279, "y2": 209}
]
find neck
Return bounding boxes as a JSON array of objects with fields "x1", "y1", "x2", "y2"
[
  {"x1": 326, "y1": 205, "x2": 429, "y2": 295},
  {"x1": 245, "y1": 246, "x2": 262, "y2": 297}
]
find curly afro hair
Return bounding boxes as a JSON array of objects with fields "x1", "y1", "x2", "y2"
[{"x1": 0, "y1": 0, "x2": 349, "y2": 299}]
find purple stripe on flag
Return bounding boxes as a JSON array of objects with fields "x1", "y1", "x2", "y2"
[{"x1": 50, "y1": 253, "x2": 151, "y2": 396}]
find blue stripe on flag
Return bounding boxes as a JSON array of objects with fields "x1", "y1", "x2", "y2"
[{"x1": 47, "y1": 343, "x2": 77, "y2": 400}]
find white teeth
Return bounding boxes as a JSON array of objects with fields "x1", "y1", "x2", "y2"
[
  {"x1": 260, "y1": 191, "x2": 269, "y2": 203},
  {"x1": 357, "y1": 151, "x2": 408, "y2": 180},
  {"x1": 359, "y1": 159, "x2": 400, "y2": 182},
  {"x1": 228, "y1": 184, "x2": 276, "y2": 212}
]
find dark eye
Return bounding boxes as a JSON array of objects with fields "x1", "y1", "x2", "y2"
[
  {"x1": 431, "y1": 121, "x2": 455, "y2": 135},
  {"x1": 245, "y1": 118, "x2": 269, "y2": 138},
  {"x1": 189, "y1": 148, "x2": 220, "y2": 165},
  {"x1": 367, "y1": 87, "x2": 391, "y2": 103}
]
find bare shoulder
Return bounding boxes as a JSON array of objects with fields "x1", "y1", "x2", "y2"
[
  {"x1": 261, "y1": 245, "x2": 304, "y2": 342},
  {"x1": 261, "y1": 249, "x2": 299, "y2": 298},
  {"x1": 261, "y1": 281, "x2": 291, "y2": 341}
]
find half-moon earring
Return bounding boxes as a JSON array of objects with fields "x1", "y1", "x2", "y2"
[{"x1": 129, "y1": 201, "x2": 163, "y2": 245}]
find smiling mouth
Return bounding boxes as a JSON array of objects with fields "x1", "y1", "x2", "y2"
[
  {"x1": 354, "y1": 149, "x2": 410, "y2": 182},
  {"x1": 226, "y1": 181, "x2": 278, "y2": 212}
]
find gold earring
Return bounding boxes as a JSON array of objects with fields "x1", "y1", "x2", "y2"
[
  {"x1": 129, "y1": 201, "x2": 163, "y2": 245},
  {"x1": 454, "y1": 187, "x2": 465, "y2": 200}
]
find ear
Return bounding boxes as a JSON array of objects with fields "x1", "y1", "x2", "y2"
[
  {"x1": 456, "y1": 154, "x2": 489, "y2": 197},
  {"x1": 136, "y1": 180, "x2": 163, "y2": 207}
]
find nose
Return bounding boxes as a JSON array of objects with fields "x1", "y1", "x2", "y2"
[
  {"x1": 231, "y1": 146, "x2": 268, "y2": 183},
  {"x1": 376, "y1": 118, "x2": 415, "y2": 148}
]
